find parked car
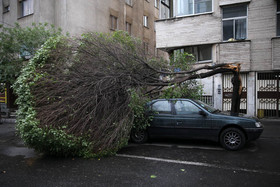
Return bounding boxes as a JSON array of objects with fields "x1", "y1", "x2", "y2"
[{"x1": 130, "y1": 99, "x2": 263, "y2": 150}]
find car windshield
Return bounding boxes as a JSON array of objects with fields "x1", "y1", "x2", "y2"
[{"x1": 194, "y1": 100, "x2": 218, "y2": 113}]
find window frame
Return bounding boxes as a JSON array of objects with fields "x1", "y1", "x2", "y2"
[
  {"x1": 173, "y1": 0, "x2": 213, "y2": 17},
  {"x1": 126, "y1": 22, "x2": 132, "y2": 35},
  {"x1": 2, "y1": 0, "x2": 10, "y2": 13},
  {"x1": 155, "y1": 0, "x2": 159, "y2": 8},
  {"x1": 144, "y1": 42, "x2": 149, "y2": 54},
  {"x1": 160, "y1": 0, "x2": 171, "y2": 19},
  {"x1": 175, "y1": 44, "x2": 213, "y2": 63},
  {"x1": 222, "y1": 4, "x2": 248, "y2": 41},
  {"x1": 143, "y1": 15, "x2": 149, "y2": 28},
  {"x1": 277, "y1": 1, "x2": 280, "y2": 36},
  {"x1": 19, "y1": 0, "x2": 34, "y2": 18},
  {"x1": 110, "y1": 15, "x2": 118, "y2": 31},
  {"x1": 125, "y1": 0, "x2": 133, "y2": 6}
]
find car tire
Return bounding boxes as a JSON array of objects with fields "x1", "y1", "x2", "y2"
[
  {"x1": 220, "y1": 128, "x2": 246, "y2": 151},
  {"x1": 130, "y1": 129, "x2": 148, "y2": 144}
]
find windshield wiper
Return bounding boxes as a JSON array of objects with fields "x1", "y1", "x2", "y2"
[{"x1": 213, "y1": 109, "x2": 221, "y2": 113}]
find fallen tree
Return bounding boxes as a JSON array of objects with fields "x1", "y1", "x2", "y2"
[{"x1": 14, "y1": 31, "x2": 241, "y2": 157}]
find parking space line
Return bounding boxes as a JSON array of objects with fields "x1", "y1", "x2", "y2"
[
  {"x1": 143, "y1": 143, "x2": 173, "y2": 148},
  {"x1": 116, "y1": 154, "x2": 280, "y2": 176},
  {"x1": 177, "y1": 145, "x2": 224, "y2": 151},
  {"x1": 143, "y1": 143, "x2": 224, "y2": 151}
]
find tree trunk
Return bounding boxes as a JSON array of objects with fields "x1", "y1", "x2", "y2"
[{"x1": 230, "y1": 64, "x2": 242, "y2": 116}]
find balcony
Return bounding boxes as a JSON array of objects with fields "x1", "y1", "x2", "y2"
[{"x1": 155, "y1": 13, "x2": 221, "y2": 50}]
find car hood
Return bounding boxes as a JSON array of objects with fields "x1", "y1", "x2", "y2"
[{"x1": 215, "y1": 111, "x2": 259, "y2": 121}]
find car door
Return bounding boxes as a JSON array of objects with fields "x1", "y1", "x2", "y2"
[
  {"x1": 148, "y1": 100, "x2": 175, "y2": 137},
  {"x1": 173, "y1": 100, "x2": 212, "y2": 139}
]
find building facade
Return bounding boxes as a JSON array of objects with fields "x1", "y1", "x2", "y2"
[
  {"x1": 0, "y1": 0, "x2": 162, "y2": 114},
  {"x1": 156, "y1": 0, "x2": 280, "y2": 118},
  {"x1": 1, "y1": 0, "x2": 161, "y2": 54}
]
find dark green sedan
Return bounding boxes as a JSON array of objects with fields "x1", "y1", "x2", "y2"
[{"x1": 131, "y1": 99, "x2": 264, "y2": 150}]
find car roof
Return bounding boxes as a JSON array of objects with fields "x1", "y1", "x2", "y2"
[{"x1": 148, "y1": 98, "x2": 195, "y2": 104}]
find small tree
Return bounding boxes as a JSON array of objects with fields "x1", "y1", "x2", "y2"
[
  {"x1": 0, "y1": 22, "x2": 62, "y2": 84},
  {"x1": 0, "y1": 22, "x2": 62, "y2": 117}
]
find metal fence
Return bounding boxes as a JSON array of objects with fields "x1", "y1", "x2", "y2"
[
  {"x1": 257, "y1": 72, "x2": 280, "y2": 118},
  {"x1": 200, "y1": 95, "x2": 214, "y2": 106},
  {"x1": 223, "y1": 73, "x2": 247, "y2": 114}
]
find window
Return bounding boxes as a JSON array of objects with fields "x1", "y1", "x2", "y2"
[
  {"x1": 19, "y1": 0, "x2": 34, "y2": 17},
  {"x1": 222, "y1": 4, "x2": 247, "y2": 41},
  {"x1": 144, "y1": 42, "x2": 149, "y2": 54},
  {"x1": 175, "y1": 45, "x2": 212, "y2": 63},
  {"x1": 160, "y1": 0, "x2": 171, "y2": 19},
  {"x1": 2, "y1": 0, "x2": 10, "y2": 13},
  {"x1": 155, "y1": 0, "x2": 159, "y2": 8},
  {"x1": 143, "y1": 15, "x2": 149, "y2": 27},
  {"x1": 110, "y1": 15, "x2": 118, "y2": 30},
  {"x1": 175, "y1": 101, "x2": 200, "y2": 115},
  {"x1": 125, "y1": 0, "x2": 133, "y2": 6},
  {"x1": 174, "y1": 0, "x2": 212, "y2": 17},
  {"x1": 277, "y1": 1, "x2": 280, "y2": 36},
  {"x1": 151, "y1": 101, "x2": 171, "y2": 114},
  {"x1": 126, "y1": 22, "x2": 132, "y2": 35}
]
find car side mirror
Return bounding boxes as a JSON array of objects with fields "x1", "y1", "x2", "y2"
[{"x1": 199, "y1": 110, "x2": 207, "y2": 116}]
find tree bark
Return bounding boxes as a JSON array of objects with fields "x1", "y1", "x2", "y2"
[{"x1": 230, "y1": 64, "x2": 242, "y2": 116}]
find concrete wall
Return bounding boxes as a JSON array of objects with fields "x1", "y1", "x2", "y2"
[
  {"x1": 54, "y1": 0, "x2": 115, "y2": 36},
  {"x1": 219, "y1": 0, "x2": 251, "y2": 6},
  {"x1": 246, "y1": 71, "x2": 256, "y2": 116},
  {"x1": 156, "y1": 0, "x2": 279, "y2": 72},
  {"x1": 1, "y1": 0, "x2": 19, "y2": 27},
  {"x1": 1, "y1": 0, "x2": 56, "y2": 28},
  {"x1": 219, "y1": 41, "x2": 251, "y2": 71},
  {"x1": 155, "y1": 0, "x2": 222, "y2": 49},
  {"x1": 156, "y1": 13, "x2": 222, "y2": 49},
  {"x1": 1, "y1": 0, "x2": 158, "y2": 54},
  {"x1": 248, "y1": 0, "x2": 277, "y2": 71},
  {"x1": 155, "y1": 0, "x2": 280, "y2": 115},
  {"x1": 272, "y1": 38, "x2": 280, "y2": 70}
]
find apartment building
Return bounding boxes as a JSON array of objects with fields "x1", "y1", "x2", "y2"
[
  {"x1": 156, "y1": 0, "x2": 280, "y2": 118},
  {"x1": 0, "y1": 0, "x2": 161, "y2": 115},
  {"x1": 1, "y1": 0, "x2": 161, "y2": 53}
]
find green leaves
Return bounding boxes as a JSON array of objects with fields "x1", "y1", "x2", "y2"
[
  {"x1": 129, "y1": 89, "x2": 152, "y2": 131},
  {"x1": 159, "y1": 82, "x2": 203, "y2": 100},
  {"x1": 0, "y1": 22, "x2": 62, "y2": 84},
  {"x1": 170, "y1": 51, "x2": 195, "y2": 71}
]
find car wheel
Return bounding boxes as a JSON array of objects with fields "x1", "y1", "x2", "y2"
[
  {"x1": 220, "y1": 128, "x2": 246, "y2": 150},
  {"x1": 131, "y1": 129, "x2": 148, "y2": 144}
]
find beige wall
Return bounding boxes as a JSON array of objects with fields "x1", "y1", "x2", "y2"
[
  {"x1": 219, "y1": 41, "x2": 251, "y2": 71},
  {"x1": 1, "y1": 0, "x2": 56, "y2": 28},
  {"x1": 156, "y1": 14, "x2": 221, "y2": 49},
  {"x1": 272, "y1": 38, "x2": 280, "y2": 70},
  {"x1": 248, "y1": 0, "x2": 276, "y2": 71},
  {"x1": 1, "y1": 0, "x2": 159, "y2": 55}
]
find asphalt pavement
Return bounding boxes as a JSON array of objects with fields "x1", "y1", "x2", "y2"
[{"x1": 0, "y1": 118, "x2": 280, "y2": 187}]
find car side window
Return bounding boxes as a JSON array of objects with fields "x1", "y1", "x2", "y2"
[
  {"x1": 151, "y1": 101, "x2": 171, "y2": 114},
  {"x1": 175, "y1": 101, "x2": 200, "y2": 115}
]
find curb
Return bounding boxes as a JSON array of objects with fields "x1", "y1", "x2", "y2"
[
  {"x1": 0, "y1": 118, "x2": 16, "y2": 124},
  {"x1": 260, "y1": 119, "x2": 280, "y2": 122}
]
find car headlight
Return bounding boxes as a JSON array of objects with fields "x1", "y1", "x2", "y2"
[{"x1": 255, "y1": 122, "x2": 262, "y2": 128}]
